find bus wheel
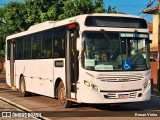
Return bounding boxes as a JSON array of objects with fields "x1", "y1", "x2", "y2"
[
  {"x1": 58, "y1": 81, "x2": 72, "y2": 108},
  {"x1": 20, "y1": 77, "x2": 30, "y2": 97}
]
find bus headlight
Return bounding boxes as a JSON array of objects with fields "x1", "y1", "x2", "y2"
[
  {"x1": 91, "y1": 84, "x2": 98, "y2": 91},
  {"x1": 143, "y1": 79, "x2": 151, "y2": 89},
  {"x1": 84, "y1": 80, "x2": 90, "y2": 87},
  {"x1": 84, "y1": 80, "x2": 98, "y2": 91}
]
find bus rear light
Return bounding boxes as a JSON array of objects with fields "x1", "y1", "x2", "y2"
[{"x1": 84, "y1": 80, "x2": 90, "y2": 87}]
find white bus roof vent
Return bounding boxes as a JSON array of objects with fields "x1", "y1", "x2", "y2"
[{"x1": 28, "y1": 21, "x2": 56, "y2": 31}]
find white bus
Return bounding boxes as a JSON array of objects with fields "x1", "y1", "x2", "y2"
[{"x1": 5, "y1": 13, "x2": 151, "y2": 108}]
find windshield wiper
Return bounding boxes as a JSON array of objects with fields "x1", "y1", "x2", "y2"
[{"x1": 100, "y1": 29, "x2": 111, "y2": 41}]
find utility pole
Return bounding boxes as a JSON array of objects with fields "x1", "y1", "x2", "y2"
[{"x1": 157, "y1": 0, "x2": 160, "y2": 94}]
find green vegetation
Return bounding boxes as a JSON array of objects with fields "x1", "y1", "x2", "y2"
[{"x1": 0, "y1": 0, "x2": 124, "y2": 58}]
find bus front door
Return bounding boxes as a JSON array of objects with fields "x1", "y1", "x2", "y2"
[{"x1": 66, "y1": 29, "x2": 78, "y2": 100}]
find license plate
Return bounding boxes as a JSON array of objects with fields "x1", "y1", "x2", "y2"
[{"x1": 118, "y1": 94, "x2": 129, "y2": 99}]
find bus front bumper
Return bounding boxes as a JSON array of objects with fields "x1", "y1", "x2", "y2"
[{"x1": 78, "y1": 84, "x2": 151, "y2": 104}]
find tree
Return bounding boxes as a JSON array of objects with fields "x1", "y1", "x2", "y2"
[
  {"x1": 25, "y1": 0, "x2": 59, "y2": 24},
  {"x1": 94, "y1": 0, "x2": 105, "y2": 13},
  {"x1": 0, "y1": 0, "x2": 106, "y2": 59},
  {"x1": 107, "y1": 6, "x2": 125, "y2": 14},
  {"x1": 59, "y1": 0, "x2": 93, "y2": 19},
  {"x1": 40, "y1": 0, "x2": 66, "y2": 21},
  {"x1": 2, "y1": 2, "x2": 28, "y2": 32},
  {"x1": 0, "y1": 9, "x2": 5, "y2": 58},
  {"x1": 59, "y1": 0, "x2": 105, "y2": 20},
  {"x1": 0, "y1": 2, "x2": 28, "y2": 50},
  {"x1": 0, "y1": 2, "x2": 28, "y2": 59}
]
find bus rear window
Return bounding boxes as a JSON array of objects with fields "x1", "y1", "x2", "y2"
[{"x1": 85, "y1": 16, "x2": 147, "y2": 29}]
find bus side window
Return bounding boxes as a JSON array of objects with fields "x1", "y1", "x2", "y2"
[
  {"x1": 52, "y1": 26, "x2": 66, "y2": 58},
  {"x1": 53, "y1": 39, "x2": 62, "y2": 58},
  {"x1": 41, "y1": 30, "x2": 52, "y2": 59},
  {"x1": 24, "y1": 36, "x2": 31, "y2": 59},
  {"x1": 31, "y1": 34, "x2": 41, "y2": 59},
  {"x1": 15, "y1": 37, "x2": 23, "y2": 59}
]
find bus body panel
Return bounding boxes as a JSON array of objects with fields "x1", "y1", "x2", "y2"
[
  {"x1": 11, "y1": 59, "x2": 55, "y2": 97},
  {"x1": 40, "y1": 59, "x2": 55, "y2": 97}
]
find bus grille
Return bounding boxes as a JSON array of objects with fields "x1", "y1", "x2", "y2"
[{"x1": 97, "y1": 74, "x2": 144, "y2": 82}]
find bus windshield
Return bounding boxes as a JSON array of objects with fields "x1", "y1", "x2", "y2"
[{"x1": 82, "y1": 31, "x2": 150, "y2": 71}]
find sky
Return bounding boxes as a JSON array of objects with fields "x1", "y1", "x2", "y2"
[
  {"x1": 0, "y1": 0, "x2": 158, "y2": 22},
  {"x1": 104, "y1": 0, "x2": 158, "y2": 22}
]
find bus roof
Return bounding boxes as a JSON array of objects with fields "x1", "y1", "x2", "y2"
[{"x1": 6, "y1": 13, "x2": 145, "y2": 40}]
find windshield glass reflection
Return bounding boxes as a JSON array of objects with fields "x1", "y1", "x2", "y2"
[{"x1": 82, "y1": 31, "x2": 150, "y2": 71}]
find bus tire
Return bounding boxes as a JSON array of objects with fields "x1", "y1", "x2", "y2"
[
  {"x1": 58, "y1": 81, "x2": 72, "y2": 108},
  {"x1": 20, "y1": 76, "x2": 30, "y2": 97}
]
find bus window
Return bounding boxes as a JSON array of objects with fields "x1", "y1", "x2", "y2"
[
  {"x1": 53, "y1": 27, "x2": 66, "y2": 58},
  {"x1": 42, "y1": 30, "x2": 52, "y2": 59},
  {"x1": 31, "y1": 34, "x2": 41, "y2": 59},
  {"x1": 15, "y1": 37, "x2": 23, "y2": 59},
  {"x1": 24, "y1": 36, "x2": 31, "y2": 59}
]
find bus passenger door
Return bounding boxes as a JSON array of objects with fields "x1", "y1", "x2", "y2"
[
  {"x1": 10, "y1": 39, "x2": 16, "y2": 89},
  {"x1": 66, "y1": 24, "x2": 79, "y2": 100}
]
